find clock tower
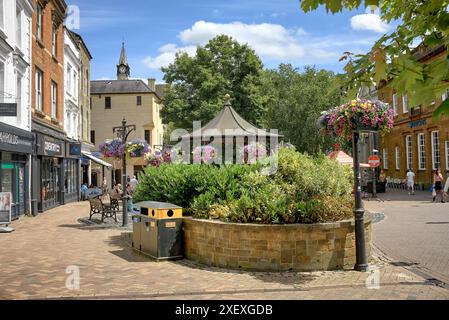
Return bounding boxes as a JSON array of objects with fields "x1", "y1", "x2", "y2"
[{"x1": 117, "y1": 42, "x2": 130, "y2": 80}]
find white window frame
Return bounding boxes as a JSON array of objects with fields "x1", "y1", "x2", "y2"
[
  {"x1": 16, "y1": 74, "x2": 22, "y2": 122},
  {"x1": 445, "y1": 141, "x2": 449, "y2": 171},
  {"x1": 405, "y1": 135, "x2": 412, "y2": 170},
  {"x1": 36, "y1": 3, "x2": 43, "y2": 40},
  {"x1": 51, "y1": 81, "x2": 57, "y2": 119},
  {"x1": 35, "y1": 68, "x2": 43, "y2": 111},
  {"x1": 418, "y1": 133, "x2": 426, "y2": 170},
  {"x1": 0, "y1": 61, "x2": 4, "y2": 104},
  {"x1": 52, "y1": 24, "x2": 57, "y2": 56},
  {"x1": 16, "y1": 7, "x2": 22, "y2": 49},
  {"x1": 395, "y1": 146, "x2": 400, "y2": 170},
  {"x1": 392, "y1": 94, "x2": 398, "y2": 115},
  {"x1": 431, "y1": 130, "x2": 440, "y2": 171},
  {"x1": 67, "y1": 65, "x2": 72, "y2": 95},
  {"x1": 73, "y1": 71, "x2": 77, "y2": 96},
  {"x1": 383, "y1": 148, "x2": 388, "y2": 170},
  {"x1": 0, "y1": 0, "x2": 4, "y2": 31},
  {"x1": 402, "y1": 95, "x2": 408, "y2": 114}
]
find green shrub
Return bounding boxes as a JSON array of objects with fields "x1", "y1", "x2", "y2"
[{"x1": 134, "y1": 147, "x2": 354, "y2": 224}]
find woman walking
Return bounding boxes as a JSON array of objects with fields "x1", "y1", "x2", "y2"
[{"x1": 433, "y1": 169, "x2": 445, "y2": 203}]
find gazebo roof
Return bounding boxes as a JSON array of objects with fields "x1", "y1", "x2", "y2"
[{"x1": 183, "y1": 99, "x2": 282, "y2": 139}]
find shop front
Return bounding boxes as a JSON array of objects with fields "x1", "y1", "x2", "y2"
[
  {"x1": 33, "y1": 133, "x2": 66, "y2": 213},
  {"x1": 0, "y1": 122, "x2": 33, "y2": 219},
  {"x1": 64, "y1": 142, "x2": 81, "y2": 204}
]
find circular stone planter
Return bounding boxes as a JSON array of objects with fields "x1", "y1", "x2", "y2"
[{"x1": 183, "y1": 217, "x2": 372, "y2": 271}]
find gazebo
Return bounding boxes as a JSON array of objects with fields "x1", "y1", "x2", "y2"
[{"x1": 178, "y1": 94, "x2": 283, "y2": 163}]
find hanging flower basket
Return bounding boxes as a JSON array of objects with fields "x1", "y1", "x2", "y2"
[
  {"x1": 126, "y1": 139, "x2": 150, "y2": 157},
  {"x1": 99, "y1": 138, "x2": 124, "y2": 158},
  {"x1": 319, "y1": 99, "x2": 395, "y2": 141}
]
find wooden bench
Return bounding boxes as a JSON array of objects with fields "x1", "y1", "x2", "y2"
[{"x1": 89, "y1": 197, "x2": 118, "y2": 222}]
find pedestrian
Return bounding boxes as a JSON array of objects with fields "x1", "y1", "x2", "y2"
[
  {"x1": 406, "y1": 169, "x2": 415, "y2": 195},
  {"x1": 126, "y1": 183, "x2": 134, "y2": 212},
  {"x1": 433, "y1": 169, "x2": 444, "y2": 203},
  {"x1": 130, "y1": 175, "x2": 138, "y2": 192},
  {"x1": 444, "y1": 175, "x2": 449, "y2": 202},
  {"x1": 81, "y1": 183, "x2": 87, "y2": 201}
]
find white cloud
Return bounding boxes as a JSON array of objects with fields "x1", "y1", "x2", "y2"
[
  {"x1": 350, "y1": 13, "x2": 390, "y2": 33},
  {"x1": 142, "y1": 20, "x2": 377, "y2": 70}
]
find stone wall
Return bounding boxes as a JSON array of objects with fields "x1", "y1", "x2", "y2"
[{"x1": 183, "y1": 218, "x2": 372, "y2": 271}]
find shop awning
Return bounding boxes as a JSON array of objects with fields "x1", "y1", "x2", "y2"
[{"x1": 81, "y1": 151, "x2": 113, "y2": 168}]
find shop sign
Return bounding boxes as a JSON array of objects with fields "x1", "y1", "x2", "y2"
[
  {"x1": 38, "y1": 135, "x2": 64, "y2": 157},
  {"x1": 409, "y1": 119, "x2": 427, "y2": 128},
  {"x1": 0, "y1": 192, "x2": 12, "y2": 225},
  {"x1": 0, "y1": 123, "x2": 33, "y2": 154},
  {"x1": 68, "y1": 143, "x2": 81, "y2": 157}
]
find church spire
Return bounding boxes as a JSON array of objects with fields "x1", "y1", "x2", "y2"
[
  {"x1": 119, "y1": 41, "x2": 127, "y2": 65},
  {"x1": 117, "y1": 41, "x2": 130, "y2": 80}
]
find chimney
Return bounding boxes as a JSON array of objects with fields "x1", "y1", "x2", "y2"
[{"x1": 147, "y1": 78, "x2": 156, "y2": 91}]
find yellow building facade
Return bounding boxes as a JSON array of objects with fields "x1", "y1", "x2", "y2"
[
  {"x1": 90, "y1": 43, "x2": 164, "y2": 187},
  {"x1": 378, "y1": 45, "x2": 449, "y2": 187}
]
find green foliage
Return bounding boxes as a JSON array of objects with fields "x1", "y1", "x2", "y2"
[
  {"x1": 261, "y1": 64, "x2": 348, "y2": 154},
  {"x1": 134, "y1": 148, "x2": 354, "y2": 224},
  {"x1": 161, "y1": 35, "x2": 269, "y2": 129},
  {"x1": 300, "y1": 0, "x2": 449, "y2": 118}
]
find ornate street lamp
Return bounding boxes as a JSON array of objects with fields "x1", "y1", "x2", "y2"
[
  {"x1": 351, "y1": 129, "x2": 369, "y2": 272},
  {"x1": 113, "y1": 117, "x2": 136, "y2": 227}
]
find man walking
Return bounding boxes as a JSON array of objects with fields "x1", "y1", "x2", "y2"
[
  {"x1": 130, "y1": 175, "x2": 139, "y2": 192},
  {"x1": 406, "y1": 169, "x2": 415, "y2": 195}
]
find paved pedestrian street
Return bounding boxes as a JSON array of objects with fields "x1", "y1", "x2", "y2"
[{"x1": 0, "y1": 201, "x2": 449, "y2": 300}]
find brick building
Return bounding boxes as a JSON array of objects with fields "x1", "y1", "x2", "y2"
[
  {"x1": 378, "y1": 45, "x2": 449, "y2": 187},
  {"x1": 30, "y1": 0, "x2": 83, "y2": 213}
]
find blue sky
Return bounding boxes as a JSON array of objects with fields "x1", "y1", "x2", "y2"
[{"x1": 66, "y1": 0, "x2": 391, "y2": 83}]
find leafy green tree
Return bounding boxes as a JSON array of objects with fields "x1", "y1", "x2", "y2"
[
  {"x1": 261, "y1": 64, "x2": 347, "y2": 154},
  {"x1": 161, "y1": 35, "x2": 268, "y2": 129},
  {"x1": 300, "y1": 0, "x2": 449, "y2": 117}
]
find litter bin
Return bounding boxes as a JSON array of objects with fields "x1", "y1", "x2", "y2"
[
  {"x1": 132, "y1": 201, "x2": 183, "y2": 261},
  {"x1": 131, "y1": 214, "x2": 143, "y2": 250}
]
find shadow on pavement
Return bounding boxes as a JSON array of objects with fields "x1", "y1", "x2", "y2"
[{"x1": 426, "y1": 222, "x2": 449, "y2": 224}]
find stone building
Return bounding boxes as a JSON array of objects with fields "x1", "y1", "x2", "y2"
[
  {"x1": 0, "y1": 0, "x2": 34, "y2": 219},
  {"x1": 378, "y1": 45, "x2": 449, "y2": 187},
  {"x1": 90, "y1": 42, "x2": 164, "y2": 187}
]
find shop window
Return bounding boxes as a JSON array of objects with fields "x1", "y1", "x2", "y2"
[
  {"x1": 395, "y1": 146, "x2": 400, "y2": 170},
  {"x1": 417, "y1": 133, "x2": 426, "y2": 170},
  {"x1": 431, "y1": 131, "x2": 440, "y2": 171},
  {"x1": 405, "y1": 135, "x2": 412, "y2": 170}
]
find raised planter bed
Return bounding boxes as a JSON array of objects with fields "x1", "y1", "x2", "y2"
[{"x1": 183, "y1": 217, "x2": 372, "y2": 271}]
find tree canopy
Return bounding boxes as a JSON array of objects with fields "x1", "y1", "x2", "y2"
[
  {"x1": 161, "y1": 35, "x2": 268, "y2": 130},
  {"x1": 300, "y1": 0, "x2": 449, "y2": 118},
  {"x1": 261, "y1": 65, "x2": 347, "y2": 154}
]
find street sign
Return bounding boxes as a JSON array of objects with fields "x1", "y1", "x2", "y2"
[{"x1": 368, "y1": 155, "x2": 380, "y2": 168}]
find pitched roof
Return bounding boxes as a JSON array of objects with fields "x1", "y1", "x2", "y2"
[
  {"x1": 90, "y1": 80, "x2": 156, "y2": 94},
  {"x1": 183, "y1": 101, "x2": 282, "y2": 138},
  {"x1": 66, "y1": 29, "x2": 93, "y2": 60},
  {"x1": 155, "y1": 84, "x2": 168, "y2": 100}
]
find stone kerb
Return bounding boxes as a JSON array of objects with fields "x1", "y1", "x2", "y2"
[{"x1": 182, "y1": 218, "x2": 372, "y2": 271}]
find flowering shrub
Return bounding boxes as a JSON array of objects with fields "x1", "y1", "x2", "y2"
[
  {"x1": 318, "y1": 99, "x2": 395, "y2": 141},
  {"x1": 99, "y1": 138, "x2": 124, "y2": 158},
  {"x1": 193, "y1": 145, "x2": 217, "y2": 164},
  {"x1": 240, "y1": 142, "x2": 267, "y2": 164}
]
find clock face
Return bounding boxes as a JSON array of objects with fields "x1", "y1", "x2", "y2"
[{"x1": 119, "y1": 65, "x2": 127, "y2": 73}]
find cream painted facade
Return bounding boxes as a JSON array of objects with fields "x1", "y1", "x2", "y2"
[{"x1": 90, "y1": 87, "x2": 164, "y2": 185}]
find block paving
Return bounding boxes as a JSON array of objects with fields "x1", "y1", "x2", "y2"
[{"x1": 0, "y1": 201, "x2": 448, "y2": 300}]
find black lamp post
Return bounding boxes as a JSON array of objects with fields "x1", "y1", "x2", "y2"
[
  {"x1": 352, "y1": 130, "x2": 369, "y2": 272},
  {"x1": 113, "y1": 117, "x2": 136, "y2": 227}
]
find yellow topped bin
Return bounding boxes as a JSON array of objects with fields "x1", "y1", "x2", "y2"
[
  {"x1": 136, "y1": 201, "x2": 183, "y2": 219},
  {"x1": 132, "y1": 201, "x2": 183, "y2": 261}
]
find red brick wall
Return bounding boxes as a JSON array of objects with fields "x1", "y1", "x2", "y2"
[{"x1": 31, "y1": 0, "x2": 65, "y2": 129}]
